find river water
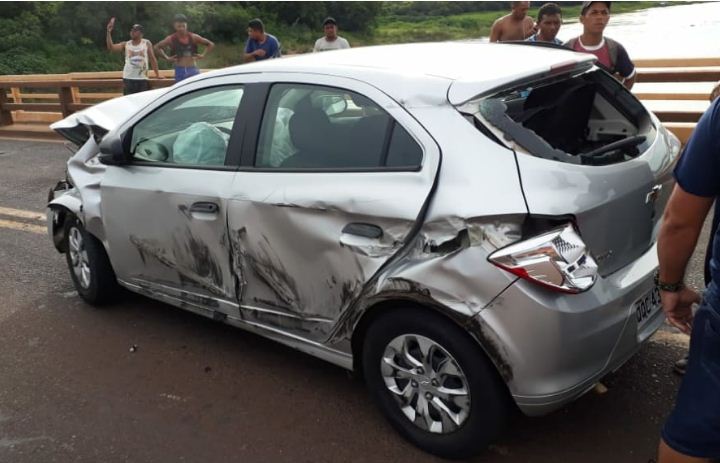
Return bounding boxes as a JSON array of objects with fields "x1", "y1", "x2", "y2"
[{"x1": 558, "y1": 1, "x2": 720, "y2": 58}]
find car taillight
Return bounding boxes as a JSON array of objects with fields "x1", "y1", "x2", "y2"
[{"x1": 488, "y1": 224, "x2": 598, "y2": 293}]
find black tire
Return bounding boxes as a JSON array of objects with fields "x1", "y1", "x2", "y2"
[
  {"x1": 63, "y1": 215, "x2": 119, "y2": 305},
  {"x1": 362, "y1": 308, "x2": 512, "y2": 459}
]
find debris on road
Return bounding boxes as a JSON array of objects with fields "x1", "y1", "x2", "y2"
[
  {"x1": 593, "y1": 382, "x2": 609, "y2": 395},
  {"x1": 129, "y1": 344, "x2": 138, "y2": 353}
]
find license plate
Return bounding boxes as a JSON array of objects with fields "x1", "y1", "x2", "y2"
[{"x1": 635, "y1": 286, "x2": 662, "y2": 331}]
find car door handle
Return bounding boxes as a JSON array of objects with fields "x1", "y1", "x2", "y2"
[
  {"x1": 342, "y1": 223, "x2": 383, "y2": 239},
  {"x1": 189, "y1": 202, "x2": 219, "y2": 214}
]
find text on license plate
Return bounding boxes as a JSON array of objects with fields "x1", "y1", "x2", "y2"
[{"x1": 635, "y1": 286, "x2": 662, "y2": 330}]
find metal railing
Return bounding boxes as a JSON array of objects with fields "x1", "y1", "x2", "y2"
[{"x1": 0, "y1": 59, "x2": 718, "y2": 142}]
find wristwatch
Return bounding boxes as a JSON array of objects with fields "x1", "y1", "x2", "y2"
[{"x1": 654, "y1": 272, "x2": 684, "y2": 292}]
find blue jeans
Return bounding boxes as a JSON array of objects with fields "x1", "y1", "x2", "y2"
[
  {"x1": 174, "y1": 66, "x2": 200, "y2": 82},
  {"x1": 662, "y1": 297, "x2": 720, "y2": 459}
]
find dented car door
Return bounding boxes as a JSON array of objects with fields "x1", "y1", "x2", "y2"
[
  {"x1": 227, "y1": 74, "x2": 441, "y2": 341},
  {"x1": 101, "y1": 83, "x2": 247, "y2": 315}
]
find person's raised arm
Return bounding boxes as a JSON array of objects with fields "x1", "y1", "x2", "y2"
[
  {"x1": 146, "y1": 41, "x2": 162, "y2": 78},
  {"x1": 106, "y1": 18, "x2": 124, "y2": 53},
  {"x1": 154, "y1": 36, "x2": 175, "y2": 62},
  {"x1": 192, "y1": 33, "x2": 214, "y2": 59}
]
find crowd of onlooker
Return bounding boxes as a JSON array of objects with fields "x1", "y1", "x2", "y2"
[
  {"x1": 491, "y1": 1, "x2": 635, "y2": 89},
  {"x1": 106, "y1": 12, "x2": 351, "y2": 94},
  {"x1": 106, "y1": 1, "x2": 636, "y2": 94}
]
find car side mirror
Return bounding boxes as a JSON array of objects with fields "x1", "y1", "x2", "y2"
[{"x1": 98, "y1": 132, "x2": 130, "y2": 166}]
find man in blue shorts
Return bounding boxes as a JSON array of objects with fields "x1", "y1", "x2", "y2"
[
  {"x1": 243, "y1": 19, "x2": 281, "y2": 63},
  {"x1": 657, "y1": 98, "x2": 720, "y2": 462}
]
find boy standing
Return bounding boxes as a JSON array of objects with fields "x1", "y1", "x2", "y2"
[
  {"x1": 313, "y1": 17, "x2": 350, "y2": 52},
  {"x1": 526, "y1": 3, "x2": 563, "y2": 45},
  {"x1": 106, "y1": 18, "x2": 161, "y2": 95},
  {"x1": 564, "y1": 2, "x2": 636, "y2": 89},
  {"x1": 244, "y1": 19, "x2": 281, "y2": 63},
  {"x1": 155, "y1": 14, "x2": 215, "y2": 82}
]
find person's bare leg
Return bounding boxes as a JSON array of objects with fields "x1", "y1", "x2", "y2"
[{"x1": 658, "y1": 439, "x2": 711, "y2": 463}]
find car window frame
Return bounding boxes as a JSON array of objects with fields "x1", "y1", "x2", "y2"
[
  {"x1": 123, "y1": 83, "x2": 250, "y2": 171},
  {"x1": 242, "y1": 81, "x2": 425, "y2": 173}
]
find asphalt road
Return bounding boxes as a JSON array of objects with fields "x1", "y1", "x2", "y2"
[{"x1": 0, "y1": 139, "x2": 709, "y2": 463}]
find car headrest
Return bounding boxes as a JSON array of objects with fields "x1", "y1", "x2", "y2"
[{"x1": 288, "y1": 107, "x2": 330, "y2": 152}]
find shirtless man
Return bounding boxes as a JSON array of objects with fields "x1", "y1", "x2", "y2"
[
  {"x1": 489, "y1": 2, "x2": 535, "y2": 43},
  {"x1": 154, "y1": 14, "x2": 215, "y2": 82}
]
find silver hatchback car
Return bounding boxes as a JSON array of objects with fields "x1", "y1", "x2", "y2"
[{"x1": 48, "y1": 43, "x2": 680, "y2": 458}]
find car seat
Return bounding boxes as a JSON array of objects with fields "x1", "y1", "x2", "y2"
[
  {"x1": 520, "y1": 80, "x2": 596, "y2": 154},
  {"x1": 282, "y1": 104, "x2": 333, "y2": 168}
]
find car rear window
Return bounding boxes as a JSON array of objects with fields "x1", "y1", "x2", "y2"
[{"x1": 467, "y1": 69, "x2": 655, "y2": 166}]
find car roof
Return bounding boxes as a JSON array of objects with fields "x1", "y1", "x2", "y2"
[{"x1": 204, "y1": 42, "x2": 597, "y2": 106}]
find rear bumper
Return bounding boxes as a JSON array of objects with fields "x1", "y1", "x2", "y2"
[{"x1": 472, "y1": 242, "x2": 664, "y2": 416}]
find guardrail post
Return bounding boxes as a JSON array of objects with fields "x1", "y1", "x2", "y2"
[
  {"x1": 58, "y1": 85, "x2": 73, "y2": 118},
  {"x1": 71, "y1": 86, "x2": 81, "y2": 104},
  {"x1": 10, "y1": 87, "x2": 21, "y2": 104},
  {"x1": 0, "y1": 88, "x2": 13, "y2": 126}
]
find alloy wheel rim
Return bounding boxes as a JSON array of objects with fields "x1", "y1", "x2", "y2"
[
  {"x1": 380, "y1": 334, "x2": 471, "y2": 434},
  {"x1": 68, "y1": 226, "x2": 91, "y2": 289}
]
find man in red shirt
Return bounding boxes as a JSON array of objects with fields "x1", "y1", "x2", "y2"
[{"x1": 564, "y1": 1, "x2": 636, "y2": 90}]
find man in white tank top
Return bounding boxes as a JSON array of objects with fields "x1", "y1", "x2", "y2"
[{"x1": 106, "y1": 19, "x2": 161, "y2": 95}]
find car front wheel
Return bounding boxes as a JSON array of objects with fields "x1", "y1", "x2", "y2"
[
  {"x1": 362, "y1": 308, "x2": 512, "y2": 459},
  {"x1": 64, "y1": 216, "x2": 118, "y2": 305}
]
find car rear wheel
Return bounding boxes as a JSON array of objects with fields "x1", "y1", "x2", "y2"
[
  {"x1": 362, "y1": 308, "x2": 511, "y2": 459},
  {"x1": 64, "y1": 216, "x2": 118, "y2": 305}
]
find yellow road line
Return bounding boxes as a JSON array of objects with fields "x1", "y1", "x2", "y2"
[
  {"x1": 0, "y1": 218, "x2": 47, "y2": 235},
  {"x1": 0, "y1": 206, "x2": 45, "y2": 222}
]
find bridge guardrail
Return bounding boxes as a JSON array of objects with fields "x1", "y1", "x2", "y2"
[{"x1": 0, "y1": 59, "x2": 717, "y2": 142}]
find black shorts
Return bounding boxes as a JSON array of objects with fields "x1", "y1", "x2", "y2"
[{"x1": 123, "y1": 79, "x2": 150, "y2": 95}]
